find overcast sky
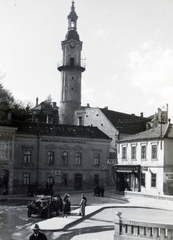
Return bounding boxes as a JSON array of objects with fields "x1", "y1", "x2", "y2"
[{"x1": 0, "y1": 0, "x2": 173, "y2": 120}]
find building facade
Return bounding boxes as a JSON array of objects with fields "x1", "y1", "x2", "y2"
[
  {"x1": 12, "y1": 122, "x2": 111, "y2": 194},
  {"x1": 116, "y1": 121, "x2": 173, "y2": 195},
  {"x1": 0, "y1": 124, "x2": 17, "y2": 195}
]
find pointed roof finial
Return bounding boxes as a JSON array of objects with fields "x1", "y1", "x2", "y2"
[{"x1": 71, "y1": 1, "x2": 75, "y2": 11}]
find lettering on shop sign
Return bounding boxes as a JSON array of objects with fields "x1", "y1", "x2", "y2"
[
  {"x1": 107, "y1": 159, "x2": 117, "y2": 164},
  {"x1": 142, "y1": 167, "x2": 148, "y2": 171},
  {"x1": 76, "y1": 110, "x2": 98, "y2": 115},
  {"x1": 41, "y1": 138, "x2": 86, "y2": 144},
  {"x1": 164, "y1": 172, "x2": 173, "y2": 182}
]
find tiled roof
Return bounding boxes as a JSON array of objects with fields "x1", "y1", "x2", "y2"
[
  {"x1": 118, "y1": 123, "x2": 172, "y2": 142},
  {"x1": 100, "y1": 108, "x2": 149, "y2": 134},
  {"x1": 14, "y1": 122, "x2": 111, "y2": 140}
]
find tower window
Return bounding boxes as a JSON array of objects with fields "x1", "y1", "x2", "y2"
[
  {"x1": 71, "y1": 21, "x2": 75, "y2": 29},
  {"x1": 70, "y1": 58, "x2": 74, "y2": 66}
]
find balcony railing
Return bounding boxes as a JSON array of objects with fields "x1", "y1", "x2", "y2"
[{"x1": 57, "y1": 61, "x2": 86, "y2": 71}]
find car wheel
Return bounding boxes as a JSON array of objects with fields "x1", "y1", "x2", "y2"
[
  {"x1": 46, "y1": 208, "x2": 50, "y2": 218},
  {"x1": 28, "y1": 209, "x2": 32, "y2": 217}
]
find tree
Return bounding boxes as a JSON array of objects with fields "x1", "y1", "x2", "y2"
[{"x1": 0, "y1": 82, "x2": 33, "y2": 122}]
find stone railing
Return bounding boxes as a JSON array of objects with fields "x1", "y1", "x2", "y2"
[
  {"x1": 125, "y1": 190, "x2": 173, "y2": 202},
  {"x1": 114, "y1": 212, "x2": 173, "y2": 240}
]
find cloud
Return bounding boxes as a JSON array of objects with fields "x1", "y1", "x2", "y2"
[
  {"x1": 82, "y1": 79, "x2": 96, "y2": 104},
  {"x1": 127, "y1": 46, "x2": 173, "y2": 96},
  {"x1": 95, "y1": 29, "x2": 109, "y2": 40},
  {"x1": 110, "y1": 74, "x2": 118, "y2": 83}
]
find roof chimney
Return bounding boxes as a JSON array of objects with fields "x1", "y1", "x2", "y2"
[
  {"x1": 140, "y1": 112, "x2": 143, "y2": 117},
  {"x1": 36, "y1": 97, "x2": 38, "y2": 106},
  {"x1": 104, "y1": 106, "x2": 108, "y2": 110},
  {"x1": 87, "y1": 103, "x2": 90, "y2": 107}
]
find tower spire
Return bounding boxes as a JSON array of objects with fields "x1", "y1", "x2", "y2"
[{"x1": 67, "y1": 1, "x2": 78, "y2": 31}]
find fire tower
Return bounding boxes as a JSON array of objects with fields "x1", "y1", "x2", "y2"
[{"x1": 57, "y1": 1, "x2": 85, "y2": 125}]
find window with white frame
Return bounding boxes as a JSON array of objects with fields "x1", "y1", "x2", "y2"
[
  {"x1": 122, "y1": 146, "x2": 127, "y2": 160},
  {"x1": 131, "y1": 146, "x2": 136, "y2": 160},
  {"x1": 0, "y1": 142, "x2": 8, "y2": 159},
  {"x1": 24, "y1": 150, "x2": 31, "y2": 164},
  {"x1": 47, "y1": 176, "x2": 54, "y2": 184},
  {"x1": 151, "y1": 145, "x2": 157, "y2": 159},
  {"x1": 48, "y1": 151, "x2": 54, "y2": 165},
  {"x1": 62, "y1": 151, "x2": 68, "y2": 165},
  {"x1": 93, "y1": 152, "x2": 100, "y2": 166},
  {"x1": 151, "y1": 173, "x2": 156, "y2": 187},
  {"x1": 141, "y1": 145, "x2": 146, "y2": 159},
  {"x1": 23, "y1": 173, "x2": 30, "y2": 185},
  {"x1": 75, "y1": 152, "x2": 82, "y2": 165}
]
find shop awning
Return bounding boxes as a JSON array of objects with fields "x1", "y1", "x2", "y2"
[{"x1": 114, "y1": 165, "x2": 140, "y2": 173}]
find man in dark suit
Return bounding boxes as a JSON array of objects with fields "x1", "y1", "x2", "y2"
[{"x1": 29, "y1": 224, "x2": 47, "y2": 240}]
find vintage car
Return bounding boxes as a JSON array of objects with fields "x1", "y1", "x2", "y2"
[{"x1": 27, "y1": 195, "x2": 63, "y2": 218}]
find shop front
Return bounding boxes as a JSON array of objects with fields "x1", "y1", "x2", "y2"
[{"x1": 114, "y1": 165, "x2": 141, "y2": 192}]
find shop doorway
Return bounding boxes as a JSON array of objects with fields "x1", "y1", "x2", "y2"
[
  {"x1": 0, "y1": 170, "x2": 9, "y2": 195},
  {"x1": 74, "y1": 173, "x2": 82, "y2": 190}
]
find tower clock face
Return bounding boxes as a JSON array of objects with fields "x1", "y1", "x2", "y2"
[{"x1": 69, "y1": 41, "x2": 76, "y2": 48}]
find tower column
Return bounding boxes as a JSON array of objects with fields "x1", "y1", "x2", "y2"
[{"x1": 57, "y1": 1, "x2": 85, "y2": 125}]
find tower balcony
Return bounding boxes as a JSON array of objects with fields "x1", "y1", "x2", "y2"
[{"x1": 57, "y1": 61, "x2": 86, "y2": 72}]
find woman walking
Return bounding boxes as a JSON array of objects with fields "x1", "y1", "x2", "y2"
[{"x1": 79, "y1": 195, "x2": 87, "y2": 217}]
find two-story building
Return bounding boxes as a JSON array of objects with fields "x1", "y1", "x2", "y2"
[
  {"x1": 116, "y1": 121, "x2": 173, "y2": 195},
  {"x1": 12, "y1": 122, "x2": 111, "y2": 194}
]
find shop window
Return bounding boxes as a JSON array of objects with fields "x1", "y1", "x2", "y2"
[
  {"x1": 151, "y1": 145, "x2": 157, "y2": 159},
  {"x1": 48, "y1": 151, "x2": 54, "y2": 165},
  {"x1": 141, "y1": 146, "x2": 146, "y2": 159},
  {"x1": 62, "y1": 151, "x2": 68, "y2": 165},
  {"x1": 122, "y1": 147, "x2": 127, "y2": 160},
  {"x1": 23, "y1": 173, "x2": 30, "y2": 185},
  {"x1": 24, "y1": 150, "x2": 31, "y2": 164},
  {"x1": 131, "y1": 146, "x2": 136, "y2": 160},
  {"x1": 141, "y1": 173, "x2": 145, "y2": 187},
  {"x1": 75, "y1": 152, "x2": 82, "y2": 165},
  {"x1": 93, "y1": 152, "x2": 100, "y2": 166},
  {"x1": 151, "y1": 173, "x2": 156, "y2": 187}
]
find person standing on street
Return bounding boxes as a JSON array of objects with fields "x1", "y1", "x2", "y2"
[
  {"x1": 79, "y1": 194, "x2": 87, "y2": 217},
  {"x1": 29, "y1": 224, "x2": 47, "y2": 240}
]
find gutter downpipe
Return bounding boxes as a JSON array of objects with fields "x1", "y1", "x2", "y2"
[{"x1": 36, "y1": 130, "x2": 40, "y2": 185}]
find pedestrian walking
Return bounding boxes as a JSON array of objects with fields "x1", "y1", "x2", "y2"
[
  {"x1": 29, "y1": 224, "x2": 47, "y2": 240},
  {"x1": 79, "y1": 194, "x2": 87, "y2": 217},
  {"x1": 100, "y1": 185, "x2": 105, "y2": 197},
  {"x1": 62, "y1": 193, "x2": 70, "y2": 218}
]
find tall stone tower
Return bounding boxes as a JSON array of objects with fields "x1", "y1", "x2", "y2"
[{"x1": 58, "y1": 1, "x2": 85, "y2": 125}]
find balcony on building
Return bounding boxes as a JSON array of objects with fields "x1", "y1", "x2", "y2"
[{"x1": 57, "y1": 61, "x2": 86, "y2": 72}]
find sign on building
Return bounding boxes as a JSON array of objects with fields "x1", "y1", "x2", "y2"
[
  {"x1": 107, "y1": 159, "x2": 117, "y2": 164},
  {"x1": 164, "y1": 172, "x2": 173, "y2": 182}
]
